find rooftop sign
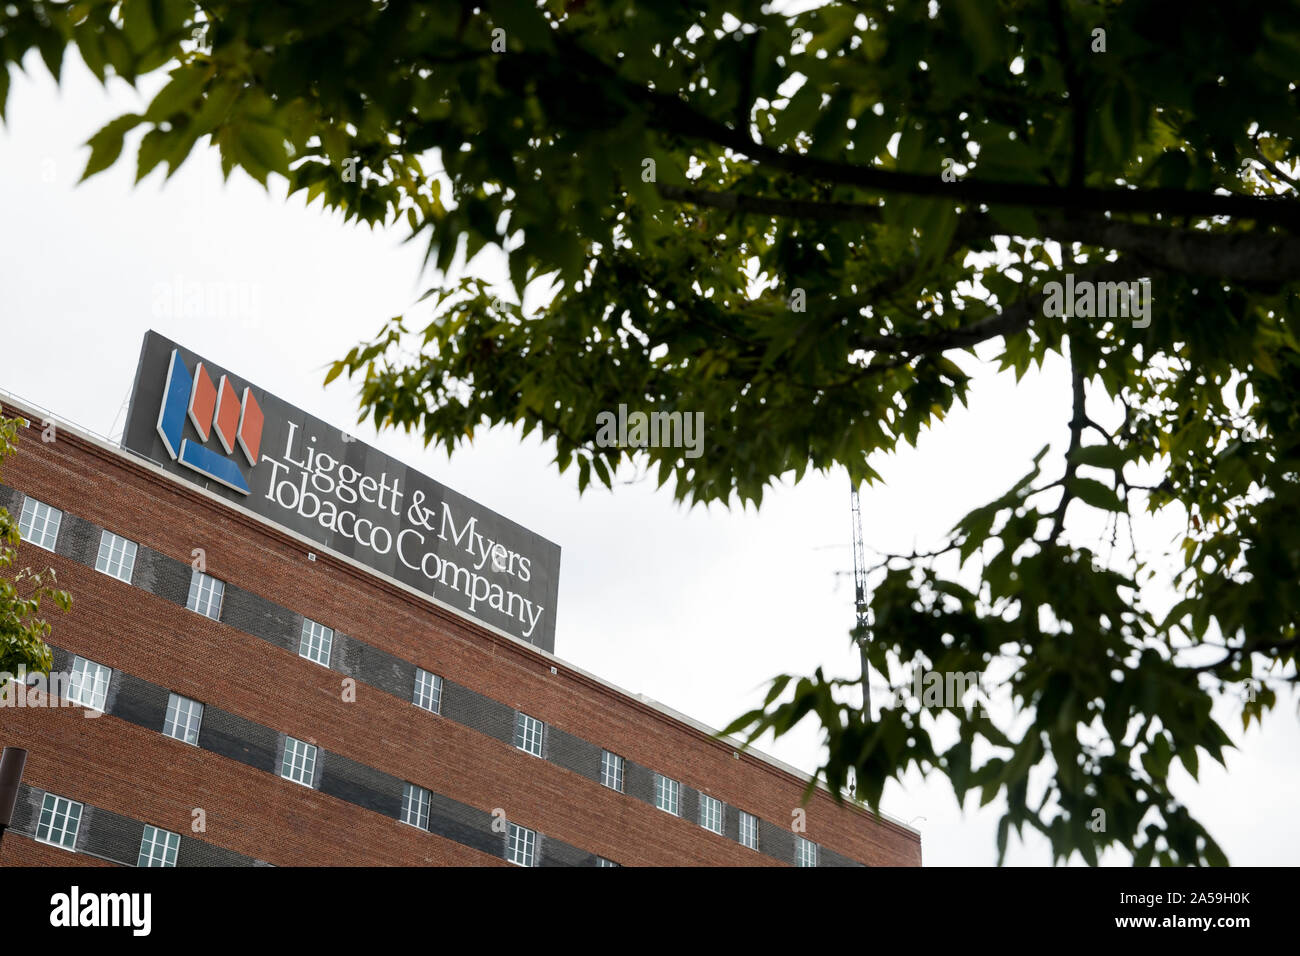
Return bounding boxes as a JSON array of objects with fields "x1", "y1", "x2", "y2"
[{"x1": 122, "y1": 331, "x2": 560, "y2": 652}]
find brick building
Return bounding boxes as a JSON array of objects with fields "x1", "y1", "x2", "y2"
[{"x1": 0, "y1": 390, "x2": 921, "y2": 868}]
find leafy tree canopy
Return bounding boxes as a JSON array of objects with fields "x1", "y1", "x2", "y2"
[{"x1": 5, "y1": 0, "x2": 1299, "y2": 864}]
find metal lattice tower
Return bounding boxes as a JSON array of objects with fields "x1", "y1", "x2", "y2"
[{"x1": 850, "y1": 482, "x2": 871, "y2": 717}]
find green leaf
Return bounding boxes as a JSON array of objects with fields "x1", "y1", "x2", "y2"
[
  {"x1": 81, "y1": 113, "x2": 144, "y2": 182},
  {"x1": 121, "y1": 0, "x2": 159, "y2": 52},
  {"x1": 987, "y1": 203, "x2": 1040, "y2": 238},
  {"x1": 1145, "y1": 734, "x2": 1172, "y2": 780},
  {"x1": 487, "y1": 0, "x2": 555, "y2": 51},
  {"x1": 135, "y1": 127, "x2": 172, "y2": 182},
  {"x1": 1068, "y1": 477, "x2": 1125, "y2": 513},
  {"x1": 949, "y1": 0, "x2": 1004, "y2": 70},
  {"x1": 233, "y1": 120, "x2": 290, "y2": 184},
  {"x1": 36, "y1": 27, "x2": 66, "y2": 82},
  {"x1": 1203, "y1": 838, "x2": 1228, "y2": 867},
  {"x1": 1072, "y1": 444, "x2": 1130, "y2": 471},
  {"x1": 773, "y1": 81, "x2": 823, "y2": 144},
  {"x1": 763, "y1": 674, "x2": 794, "y2": 708},
  {"x1": 145, "y1": 64, "x2": 211, "y2": 122}
]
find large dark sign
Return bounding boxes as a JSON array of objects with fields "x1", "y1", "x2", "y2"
[{"x1": 122, "y1": 331, "x2": 560, "y2": 652}]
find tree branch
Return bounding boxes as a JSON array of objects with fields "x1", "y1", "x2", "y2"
[
  {"x1": 658, "y1": 183, "x2": 882, "y2": 224},
  {"x1": 552, "y1": 35, "x2": 1300, "y2": 229},
  {"x1": 1049, "y1": 353, "x2": 1088, "y2": 543},
  {"x1": 1036, "y1": 216, "x2": 1300, "y2": 284},
  {"x1": 656, "y1": 183, "x2": 1300, "y2": 284},
  {"x1": 847, "y1": 260, "x2": 1152, "y2": 356}
]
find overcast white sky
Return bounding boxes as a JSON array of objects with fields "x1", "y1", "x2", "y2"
[{"x1": 1, "y1": 54, "x2": 1296, "y2": 866}]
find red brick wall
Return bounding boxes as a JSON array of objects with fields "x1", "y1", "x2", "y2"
[
  {"x1": 0, "y1": 405, "x2": 921, "y2": 867},
  {"x1": 0, "y1": 831, "x2": 115, "y2": 867}
]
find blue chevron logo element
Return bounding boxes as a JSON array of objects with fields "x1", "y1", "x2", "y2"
[{"x1": 155, "y1": 349, "x2": 254, "y2": 494}]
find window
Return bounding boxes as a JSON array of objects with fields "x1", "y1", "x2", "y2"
[
  {"x1": 401, "y1": 783, "x2": 430, "y2": 830},
  {"x1": 796, "y1": 836, "x2": 818, "y2": 868},
  {"x1": 699, "y1": 794, "x2": 723, "y2": 835},
  {"x1": 513, "y1": 712, "x2": 544, "y2": 758},
  {"x1": 596, "y1": 857, "x2": 619, "y2": 867},
  {"x1": 186, "y1": 569, "x2": 224, "y2": 620},
  {"x1": 35, "y1": 793, "x2": 82, "y2": 850},
  {"x1": 599, "y1": 750, "x2": 624, "y2": 792},
  {"x1": 654, "y1": 774, "x2": 680, "y2": 816},
  {"x1": 413, "y1": 669, "x2": 443, "y2": 714},
  {"x1": 94, "y1": 530, "x2": 137, "y2": 582},
  {"x1": 280, "y1": 737, "x2": 317, "y2": 788},
  {"x1": 67, "y1": 656, "x2": 111, "y2": 711},
  {"x1": 298, "y1": 618, "x2": 333, "y2": 667},
  {"x1": 138, "y1": 825, "x2": 180, "y2": 867},
  {"x1": 506, "y1": 823, "x2": 536, "y2": 867},
  {"x1": 739, "y1": 810, "x2": 759, "y2": 851},
  {"x1": 18, "y1": 497, "x2": 61, "y2": 551},
  {"x1": 163, "y1": 693, "x2": 204, "y2": 745}
]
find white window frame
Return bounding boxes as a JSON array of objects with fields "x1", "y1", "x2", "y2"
[
  {"x1": 18, "y1": 497, "x2": 61, "y2": 552},
  {"x1": 654, "y1": 774, "x2": 680, "y2": 816},
  {"x1": 739, "y1": 810, "x2": 759, "y2": 851},
  {"x1": 599, "y1": 750, "x2": 625, "y2": 792},
  {"x1": 67, "y1": 656, "x2": 111, "y2": 712},
  {"x1": 796, "y1": 836, "x2": 819, "y2": 868},
  {"x1": 400, "y1": 783, "x2": 431, "y2": 830},
  {"x1": 413, "y1": 668, "x2": 443, "y2": 714},
  {"x1": 298, "y1": 618, "x2": 333, "y2": 667},
  {"x1": 506, "y1": 822, "x2": 536, "y2": 867},
  {"x1": 186, "y1": 569, "x2": 224, "y2": 620},
  {"x1": 699, "y1": 793, "x2": 723, "y2": 835},
  {"x1": 513, "y1": 712, "x2": 544, "y2": 758},
  {"x1": 163, "y1": 693, "x2": 204, "y2": 746},
  {"x1": 138, "y1": 825, "x2": 180, "y2": 867},
  {"x1": 94, "y1": 529, "x2": 138, "y2": 583},
  {"x1": 35, "y1": 793, "x2": 82, "y2": 851},
  {"x1": 280, "y1": 737, "x2": 318, "y2": 788},
  {"x1": 597, "y1": 857, "x2": 619, "y2": 867}
]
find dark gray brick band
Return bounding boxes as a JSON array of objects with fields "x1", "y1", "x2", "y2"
[
  {"x1": 427, "y1": 793, "x2": 499, "y2": 857},
  {"x1": 759, "y1": 819, "x2": 796, "y2": 863},
  {"x1": 111, "y1": 672, "x2": 171, "y2": 730},
  {"x1": 625, "y1": 760, "x2": 656, "y2": 806},
  {"x1": 132, "y1": 545, "x2": 192, "y2": 608},
  {"x1": 819, "y1": 846, "x2": 865, "y2": 868},
  {"x1": 548, "y1": 727, "x2": 602, "y2": 783},
  {"x1": 221, "y1": 584, "x2": 301, "y2": 652},
  {"x1": 0, "y1": 483, "x2": 23, "y2": 514},
  {"x1": 442, "y1": 681, "x2": 515, "y2": 745},
  {"x1": 318, "y1": 750, "x2": 402, "y2": 817},
  {"x1": 198, "y1": 707, "x2": 278, "y2": 774},
  {"x1": 53, "y1": 512, "x2": 103, "y2": 569},
  {"x1": 79, "y1": 803, "x2": 147, "y2": 865}
]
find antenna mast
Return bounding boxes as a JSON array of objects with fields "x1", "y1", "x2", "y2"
[{"x1": 850, "y1": 482, "x2": 871, "y2": 717}]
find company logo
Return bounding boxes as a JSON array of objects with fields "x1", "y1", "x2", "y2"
[{"x1": 156, "y1": 349, "x2": 263, "y2": 494}]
